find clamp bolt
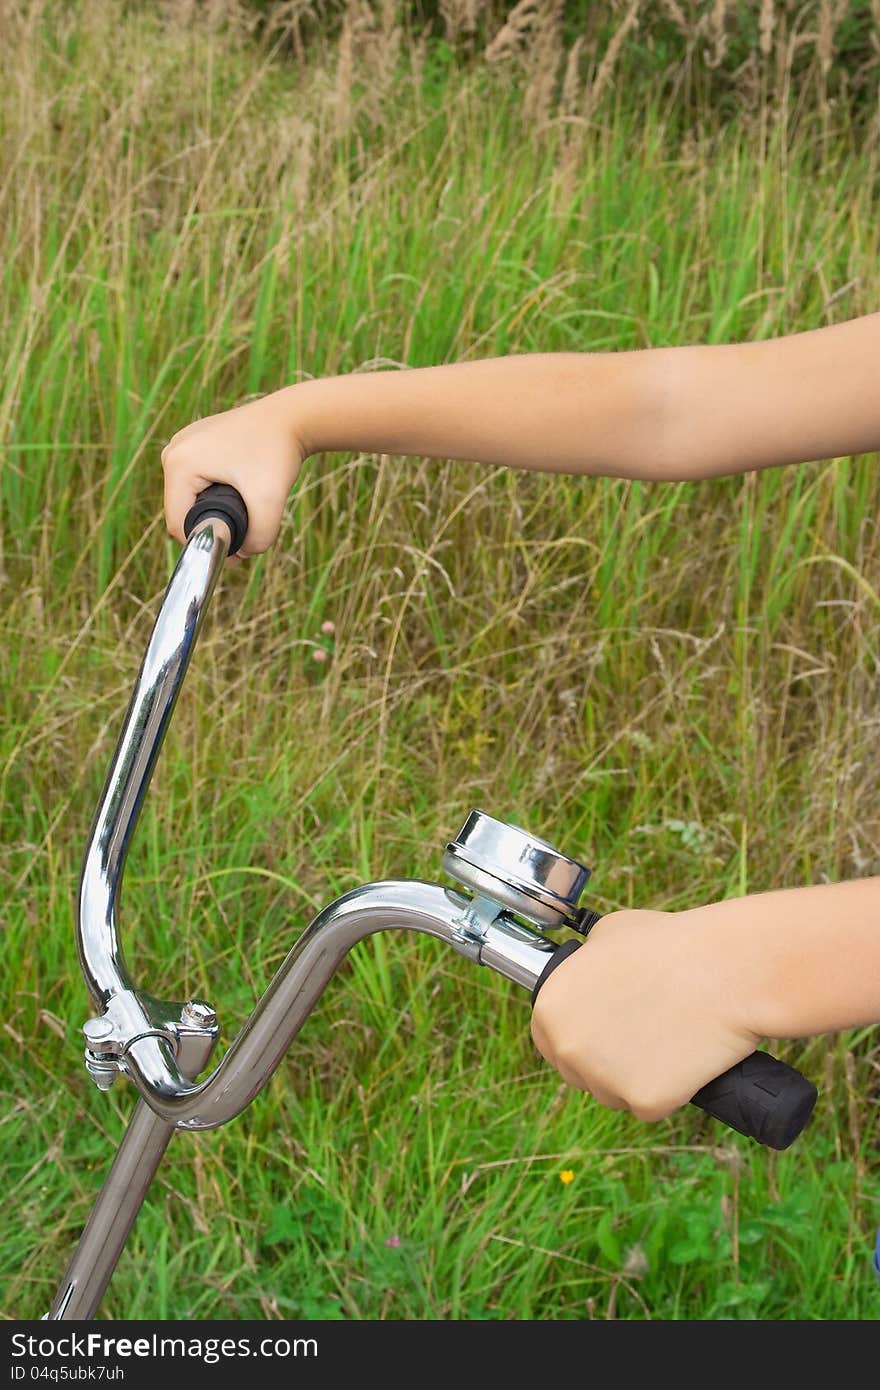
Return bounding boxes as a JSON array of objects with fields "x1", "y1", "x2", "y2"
[
  {"x1": 181, "y1": 1000, "x2": 216, "y2": 1028},
  {"x1": 83, "y1": 1016, "x2": 114, "y2": 1045}
]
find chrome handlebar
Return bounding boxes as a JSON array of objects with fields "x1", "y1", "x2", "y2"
[
  {"x1": 75, "y1": 519, "x2": 559, "y2": 1130},
  {"x1": 78, "y1": 519, "x2": 232, "y2": 1008}
]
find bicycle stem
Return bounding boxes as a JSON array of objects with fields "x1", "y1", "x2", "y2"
[{"x1": 75, "y1": 519, "x2": 559, "y2": 1131}]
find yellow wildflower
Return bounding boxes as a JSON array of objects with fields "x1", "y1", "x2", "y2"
[{"x1": 559, "y1": 1169, "x2": 575, "y2": 1185}]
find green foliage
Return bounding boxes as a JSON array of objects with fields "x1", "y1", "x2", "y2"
[{"x1": 1, "y1": 0, "x2": 878, "y2": 1322}]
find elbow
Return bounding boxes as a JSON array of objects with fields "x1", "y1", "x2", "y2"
[{"x1": 636, "y1": 348, "x2": 704, "y2": 482}]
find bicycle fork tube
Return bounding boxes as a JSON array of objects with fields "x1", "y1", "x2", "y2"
[
  {"x1": 46, "y1": 1023, "x2": 219, "y2": 1321},
  {"x1": 46, "y1": 1101, "x2": 176, "y2": 1320}
]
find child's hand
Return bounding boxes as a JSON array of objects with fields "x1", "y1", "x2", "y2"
[
  {"x1": 530, "y1": 908, "x2": 762, "y2": 1121},
  {"x1": 161, "y1": 388, "x2": 307, "y2": 561}
]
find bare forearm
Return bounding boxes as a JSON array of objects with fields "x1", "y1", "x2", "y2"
[
  {"x1": 290, "y1": 314, "x2": 880, "y2": 484},
  {"x1": 679, "y1": 876, "x2": 880, "y2": 1039},
  {"x1": 292, "y1": 352, "x2": 677, "y2": 480},
  {"x1": 162, "y1": 315, "x2": 880, "y2": 555}
]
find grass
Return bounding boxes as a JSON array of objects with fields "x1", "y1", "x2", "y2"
[{"x1": 1, "y1": 0, "x2": 879, "y2": 1319}]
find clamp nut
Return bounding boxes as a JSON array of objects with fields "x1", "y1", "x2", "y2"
[{"x1": 181, "y1": 1000, "x2": 217, "y2": 1028}]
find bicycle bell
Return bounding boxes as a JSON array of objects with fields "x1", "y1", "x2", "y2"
[{"x1": 441, "y1": 809, "x2": 598, "y2": 932}]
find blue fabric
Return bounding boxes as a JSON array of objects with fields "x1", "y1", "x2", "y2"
[{"x1": 874, "y1": 1227, "x2": 880, "y2": 1282}]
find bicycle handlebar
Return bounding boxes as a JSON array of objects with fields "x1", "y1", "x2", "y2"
[
  {"x1": 183, "y1": 483, "x2": 249, "y2": 554},
  {"x1": 77, "y1": 513, "x2": 231, "y2": 1009},
  {"x1": 75, "y1": 489, "x2": 561, "y2": 1128},
  {"x1": 74, "y1": 484, "x2": 816, "y2": 1150}
]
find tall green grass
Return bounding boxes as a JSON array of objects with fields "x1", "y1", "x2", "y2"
[{"x1": 1, "y1": 1, "x2": 878, "y2": 1319}]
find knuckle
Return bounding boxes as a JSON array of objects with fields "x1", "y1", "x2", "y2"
[
  {"x1": 161, "y1": 434, "x2": 182, "y2": 468},
  {"x1": 554, "y1": 1040, "x2": 585, "y2": 1075},
  {"x1": 624, "y1": 1085, "x2": 673, "y2": 1123},
  {"x1": 629, "y1": 1105, "x2": 665, "y2": 1124}
]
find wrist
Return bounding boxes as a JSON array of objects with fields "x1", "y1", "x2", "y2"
[
  {"x1": 255, "y1": 381, "x2": 310, "y2": 457},
  {"x1": 632, "y1": 904, "x2": 768, "y2": 1043},
  {"x1": 675, "y1": 900, "x2": 790, "y2": 1042},
  {"x1": 678, "y1": 877, "x2": 880, "y2": 1042},
  {"x1": 284, "y1": 376, "x2": 342, "y2": 462}
]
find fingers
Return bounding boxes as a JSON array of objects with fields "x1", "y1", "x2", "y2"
[
  {"x1": 162, "y1": 450, "x2": 209, "y2": 546},
  {"x1": 532, "y1": 1012, "x2": 628, "y2": 1111},
  {"x1": 589, "y1": 1086, "x2": 630, "y2": 1112},
  {"x1": 549, "y1": 1058, "x2": 629, "y2": 1111},
  {"x1": 549, "y1": 1058, "x2": 629, "y2": 1112}
]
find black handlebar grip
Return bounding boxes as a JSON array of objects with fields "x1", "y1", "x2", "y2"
[
  {"x1": 183, "y1": 484, "x2": 249, "y2": 555},
  {"x1": 531, "y1": 940, "x2": 818, "y2": 1151},
  {"x1": 689, "y1": 1051, "x2": 818, "y2": 1150}
]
